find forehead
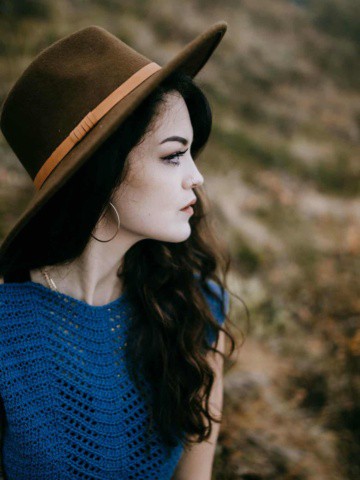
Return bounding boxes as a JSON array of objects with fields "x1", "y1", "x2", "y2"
[
  {"x1": 151, "y1": 92, "x2": 193, "y2": 140},
  {"x1": 124, "y1": 93, "x2": 193, "y2": 169}
]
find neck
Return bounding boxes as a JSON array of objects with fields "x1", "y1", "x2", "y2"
[{"x1": 31, "y1": 230, "x2": 142, "y2": 307}]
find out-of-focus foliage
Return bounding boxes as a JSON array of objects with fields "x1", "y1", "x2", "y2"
[
  {"x1": 307, "y1": 0, "x2": 360, "y2": 44},
  {"x1": 0, "y1": 0, "x2": 53, "y2": 20}
]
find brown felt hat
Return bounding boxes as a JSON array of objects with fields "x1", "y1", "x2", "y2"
[{"x1": 0, "y1": 21, "x2": 227, "y2": 258}]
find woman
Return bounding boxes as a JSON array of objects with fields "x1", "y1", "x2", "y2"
[{"x1": 0, "y1": 22, "x2": 236, "y2": 479}]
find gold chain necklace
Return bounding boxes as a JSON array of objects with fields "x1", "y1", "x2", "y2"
[{"x1": 39, "y1": 267, "x2": 59, "y2": 292}]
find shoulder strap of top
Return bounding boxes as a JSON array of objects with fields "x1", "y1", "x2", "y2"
[{"x1": 3, "y1": 269, "x2": 31, "y2": 283}]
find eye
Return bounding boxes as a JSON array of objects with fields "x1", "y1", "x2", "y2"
[{"x1": 161, "y1": 148, "x2": 189, "y2": 166}]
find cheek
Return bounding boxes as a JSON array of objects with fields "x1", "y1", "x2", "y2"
[
  {"x1": 116, "y1": 181, "x2": 176, "y2": 225},
  {"x1": 113, "y1": 159, "x2": 185, "y2": 233},
  {"x1": 113, "y1": 180, "x2": 192, "y2": 242}
]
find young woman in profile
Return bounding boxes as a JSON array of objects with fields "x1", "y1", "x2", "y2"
[{"x1": 0, "y1": 22, "x2": 236, "y2": 480}]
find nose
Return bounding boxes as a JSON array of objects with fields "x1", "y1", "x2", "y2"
[
  {"x1": 191, "y1": 174, "x2": 204, "y2": 188},
  {"x1": 185, "y1": 164, "x2": 204, "y2": 189}
]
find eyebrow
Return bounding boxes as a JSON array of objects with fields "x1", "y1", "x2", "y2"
[{"x1": 159, "y1": 136, "x2": 190, "y2": 146}]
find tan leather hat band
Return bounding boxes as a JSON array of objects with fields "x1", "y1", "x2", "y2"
[{"x1": 34, "y1": 61, "x2": 161, "y2": 190}]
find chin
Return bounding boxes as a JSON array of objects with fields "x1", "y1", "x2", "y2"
[
  {"x1": 154, "y1": 225, "x2": 192, "y2": 243},
  {"x1": 173, "y1": 226, "x2": 192, "y2": 243}
]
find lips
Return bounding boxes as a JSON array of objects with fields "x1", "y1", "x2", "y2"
[{"x1": 180, "y1": 198, "x2": 196, "y2": 210}]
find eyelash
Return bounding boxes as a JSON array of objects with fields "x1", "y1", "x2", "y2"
[{"x1": 161, "y1": 148, "x2": 189, "y2": 166}]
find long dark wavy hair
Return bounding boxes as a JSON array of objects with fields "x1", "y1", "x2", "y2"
[{"x1": 0, "y1": 70, "x2": 241, "y2": 454}]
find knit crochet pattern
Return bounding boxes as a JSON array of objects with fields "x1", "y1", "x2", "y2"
[{"x1": 0, "y1": 278, "x2": 229, "y2": 479}]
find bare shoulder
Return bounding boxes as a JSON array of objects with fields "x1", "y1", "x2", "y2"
[{"x1": 0, "y1": 277, "x2": 3, "y2": 284}]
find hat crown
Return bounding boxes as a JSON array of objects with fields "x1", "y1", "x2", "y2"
[
  {"x1": 36, "y1": 26, "x2": 150, "y2": 82},
  {"x1": 0, "y1": 26, "x2": 151, "y2": 180}
]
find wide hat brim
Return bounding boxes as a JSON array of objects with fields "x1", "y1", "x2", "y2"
[{"x1": 0, "y1": 21, "x2": 227, "y2": 259}]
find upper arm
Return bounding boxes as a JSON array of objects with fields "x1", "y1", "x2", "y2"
[
  {"x1": 202, "y1": 278, "x2": 230, "y2": 320},
  {"x1": 172, "y1": 331, "x2": 225, "y2": 480},
  {"x1": 0, "y1": 277, "x2": 4, "y2": 473},
  {"x1": 172, "y1": 277, "x2": 229, "y2": 479},
  {"x1": 200, "y1": 279, "x2": 230, "y2": 346}
]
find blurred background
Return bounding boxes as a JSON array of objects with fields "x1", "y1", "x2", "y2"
[{"x1": 0, "y1": 1, "x2": 359, "y2": 479}]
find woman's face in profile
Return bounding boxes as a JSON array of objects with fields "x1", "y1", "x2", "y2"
[{"x1": 112, "y1": 91, "x2": 204, "y2": 244}]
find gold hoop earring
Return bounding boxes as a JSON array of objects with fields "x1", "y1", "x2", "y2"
[{"x1": 90, "y1": 201, "x2": 120, "y2": 242}]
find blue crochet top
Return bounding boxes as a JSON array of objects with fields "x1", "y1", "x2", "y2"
[{"x1": 0, "y1": 277, "x2": 229, "y2": 480}]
